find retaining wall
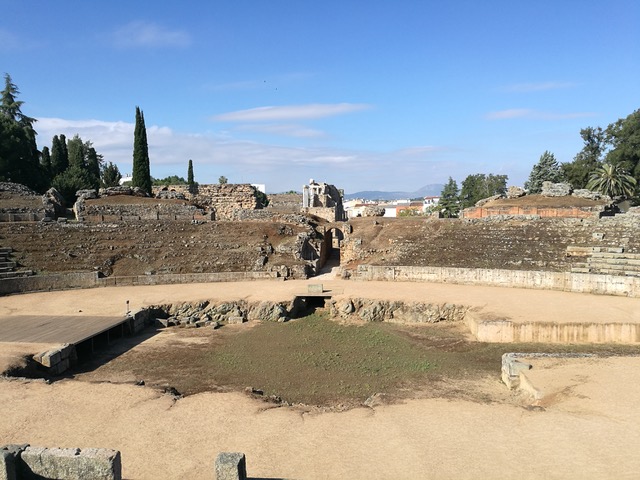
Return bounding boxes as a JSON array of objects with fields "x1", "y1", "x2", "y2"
[
  {"x1": 461, "y1": 205, "x2": 604, "y2": 219},
  {"x1": 0, "y1": 271, "x2": 278, "y2": 295},
  {"x1": 354, "y1": 265, "x2": 640, "y2": 297},
  {"x1": 467, "y1": 312, "x2": 640, "y2": 344}
]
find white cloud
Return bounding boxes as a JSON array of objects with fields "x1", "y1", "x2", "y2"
[
  {"x1": 485, "y1": 109, "x2": 595, "y2": 121},
  {"x1": 235, "y1": 123, "x2": 327, "y2": 138},
  {"x1": 503, "y1": 81, "x2": 577, "y2": 93},
  {"x1": 110, "y1": 21, "x2": 191, "y2": 48},
  {"x1": 213, "y1": 103, "x2": 372, "y2": 122},
  {"x1": 35, "y1": 117, "x2": 456, "y2": 193}
]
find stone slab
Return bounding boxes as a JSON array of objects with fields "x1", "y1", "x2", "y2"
[
  {"x1": 19, "y1": 446, "x2": 122, "y2": 480},
  {"x1": 214, "y1": 452, "x2": 247, "y2": 480}
]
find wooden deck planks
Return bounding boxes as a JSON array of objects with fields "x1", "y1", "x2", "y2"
[{"x1": 0, "y1": 315, "x2": 127, "y2": 345}]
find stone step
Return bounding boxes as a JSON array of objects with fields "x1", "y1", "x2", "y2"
[
  {"x1": 587, "y1": 263, "x2": 640, "y2": 273},
  {"x1": 0, "y1": 261, "x2": 16, "y2": 269},
  {"x1": 591, "y1": 252, "x2": 640, "y2": 260},
  {"x1": 0, "y1": 247, "x2": 12, "y2": 254},
  {"x1": 570, "y1": 267, "x2": 591, "y2": 274},
  {"x1": 587, "y1": 262, "x2": 639, "y2": 272},
  {"x1": 587, "y1": 258, "x2": 640, "y2": 268},
  {"x1": 0, "y1": 266, "x2": 14, "y2": 273},
  {"x1": 0, "y1": 270, "x2": 33, "y2": 279},
  {"x1": 595, "y1": 268, "x2": 640, "y2": 277}
]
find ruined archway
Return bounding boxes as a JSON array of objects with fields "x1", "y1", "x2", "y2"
[{"x1": 317, "y1": 224, "x2": 349, "y2": 275}]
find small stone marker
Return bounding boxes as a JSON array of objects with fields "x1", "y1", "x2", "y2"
[
  {"x1": 307, "y1": 283, "x2": 323, "y2": 294},
  {"x1": 215, "y1": 452, "x2": 247, "y2": 480}
]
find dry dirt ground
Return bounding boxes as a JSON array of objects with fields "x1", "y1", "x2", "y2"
[{"x1": 1, "y1": 280, "x2": 640, "y2": 479}]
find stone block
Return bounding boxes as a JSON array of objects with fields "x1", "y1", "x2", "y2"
[
  {"x1": 40, "y1": 349, "x2": 61, "y2": 368},
  {"x1": 227, "y1": 316, "x2": 245, "y2": 324},
  {"x1": 0, "y1": 450, "x2": 16, "y2": 480},
  {"x1": 214, "y1": 452, "x2": 247, "y2": 480},
  {"x1": 307, "y1": 283, "x2": 324, "y2": 294},
  {"x1": 19, "y1": 446, "x2": 122, "y2": 480}
]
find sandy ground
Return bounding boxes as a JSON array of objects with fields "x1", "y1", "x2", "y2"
[
  {"x1": 1, "y1": 280, "x2": 640, "y2": 479},
  {"x1": 2, "y1": 357, "x2": 640, "y2": 480}
]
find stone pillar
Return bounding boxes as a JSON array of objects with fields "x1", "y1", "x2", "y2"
[
  {"x1": 302, "y1": 185, "x2": 310, "y2": 208},
  {"x1": 214, "y1": 452, "x2": 247, "y2": 480}
]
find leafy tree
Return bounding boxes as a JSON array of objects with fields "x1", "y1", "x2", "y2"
[
  {"x1": 605, "y1": 109, "x2": 640, "y2": 184},
  {"x1": 438, "y1": 177, "x2": 460, "y2": 218},
  {"x1": 152, "y1": 175, "x2": 187, "y2": 186},
  {"x1": 51, "y1": 165, "x2": 95, "y2": 204},
  {"x1": 460, "y1": 173, "x2": 508, "y2": 209},
  {"x1": 67, "y1": 134, "x2": 85, "y2": 169},
  {"x1": 586, "y1": 163, "x2": 637, "y2": 199},
  {"x1": 187, "y1": 159, "x2": 194, "y2": 186},
  {"x1": 562, "y1": 127, "x2": 606, "y2": 189},
  {"x1": 101, "y1": 161, "x2": 122, "y2": 188},
  {"x1": 525, "y1": 151, "x2": 564, "y2": 193},
  {"x1": 0, "y1": 74, "x2": 42, "y2": 189},
  {"x1": 254, "y1": 188, "x2": 269, "y2": 208},
  {"x1": 132, "y1": 106, "x2": 152, "y2": 194},
  {"x1": 218, "y1": 175, "x2": 228, "y2": 184}
]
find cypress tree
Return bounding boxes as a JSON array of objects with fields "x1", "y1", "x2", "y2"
[
  {"x1": 41, "y1": 146, "x2": 51, "y2": 177},
  {"x1": 187, "y1": 159, "x2": 194, "y2": 186},
  {"x1": 59, "y1": 134, "x2": 68, "y2": 169},
  {"x1": 132, "y1": 106, "x2": 151, "y2": 194}
]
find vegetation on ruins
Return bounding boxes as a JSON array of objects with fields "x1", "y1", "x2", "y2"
[
  {"x1": 525, "y1": 151, "x2": 564, "y2": 193},
  {"x1": 460, "y1": 173, "x2": 508, "y2": 209},
  {"x1": 132, "y1": 106, "x2": 152, "y2": 195},
  {"x1": 218, "y1": 175, "x2": 228, "y2": 184},
  {"x1": 562, "y1": 127, "x2": 607, "y2": 189},
  {"x1": 586, "y1": 163, "x2": 637, "y2": 199},
  {"x1": 438, "y1": 177, "x2": 460, "y2": 218}
]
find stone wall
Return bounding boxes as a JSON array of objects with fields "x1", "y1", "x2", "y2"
[
  {"x1": 354, "y1": 265, "x2": 640, "y2": 297},
  {"x1": 79, "y1": 201, "x2": 203, "y2": 222},
  {"x1": 153, "y1": 184, "x2": 262, "y2": 220},
  {"x1": 461, "y1": 205, "x2": 605, "y2": 219},
  {"x1": 0, "y1": 271, "x2": 279, "y2": 296},
  {"x1": 342, "y1": 215, "x2": 640, "y2": 272}
]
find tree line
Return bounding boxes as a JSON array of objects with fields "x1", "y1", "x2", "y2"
[{"x1": 438, "y1": 108, "x2": 640, "y2": 218}]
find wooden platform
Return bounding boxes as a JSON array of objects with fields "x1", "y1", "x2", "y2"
[{"x1": 0, "y1": 315, "x2": 128, "y2": 345}]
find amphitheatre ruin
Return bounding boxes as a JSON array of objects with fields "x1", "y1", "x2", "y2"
[{"x1": 1, "y1": 179, "x2": 640, "y2": 479}]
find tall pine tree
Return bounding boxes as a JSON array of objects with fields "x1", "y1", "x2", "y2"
[
  {"x1": 132, "y1": 106, "x2": 151, "y2": 194},
  {"x1": 0, "y1": 74, "x2": 42, "y2": 189}
]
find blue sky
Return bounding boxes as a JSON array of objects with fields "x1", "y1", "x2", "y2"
[{"x1": 2, "y1": 1, "x2": 639, "y2": 193}]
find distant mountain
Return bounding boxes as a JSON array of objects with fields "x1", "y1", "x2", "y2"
[{"x1": 344, "y1": 184, "x2": 443, "y2": 201}]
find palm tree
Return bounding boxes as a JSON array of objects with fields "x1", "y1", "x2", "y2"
[{"x1": 586, "y1": 163, "x2": 637, "y2": 198}]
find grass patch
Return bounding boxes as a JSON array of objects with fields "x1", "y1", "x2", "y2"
[
  {"x1": 85, "y1": 311, "x2": 640, "y2": 407},
  {"x1": 200, "y1": 312, "x2": 435, "y2": 404}
]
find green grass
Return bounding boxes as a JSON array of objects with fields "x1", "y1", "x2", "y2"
[
  {"x1": 199, "y1": 313, "x2": 436, "y2": 404},
  {"x1": 91, "y1": 311, "x2": 640, "y2": 407}
]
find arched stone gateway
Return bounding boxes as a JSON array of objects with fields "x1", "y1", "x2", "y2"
[{"x1": 317, "y1": 223, "x2": 352, "y2": 273}]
